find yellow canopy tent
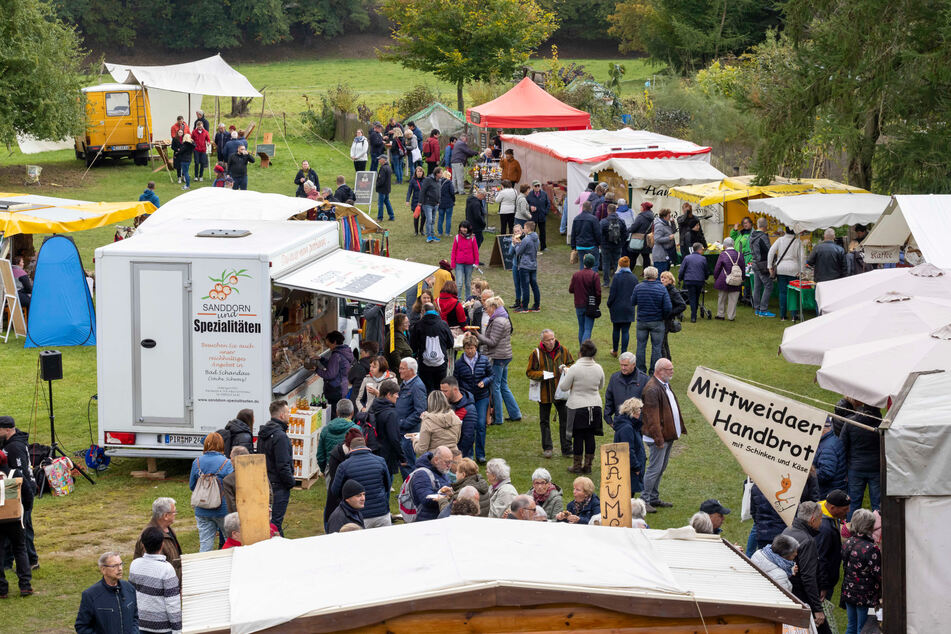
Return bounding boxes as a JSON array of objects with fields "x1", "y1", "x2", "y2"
[
  {"x1": 669, "y1": 176, "x2": 867, "y2": 237},
  {"x1": 0, "y1": 193, "x2": 155, "y2": 237}
]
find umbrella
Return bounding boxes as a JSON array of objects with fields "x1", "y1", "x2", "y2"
[
  {"x1": 815, "y1": 263, "x2": 951, "y2": 313},
  {"x1": 780, "y1": 293, "x2": 951, "y2": 364},
  {"x1": 816, "y1": 323, "x2": 951, "y2": 407}
]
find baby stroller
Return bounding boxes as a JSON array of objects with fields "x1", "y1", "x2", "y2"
[{"x1": 678, "y1": 286, "x2": 712, "y2": 320}]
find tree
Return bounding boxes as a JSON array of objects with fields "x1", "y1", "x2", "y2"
[
  {"x1": 739, "y1": 0, "x2": 951, "y2": 192},
  {"x1": 0, "y1": 0, "x2": 86, "y2": 147},
  {"x1": 609, "y1": 0, "x2": 781, "y2": 74},
  {"x1": 536, "y1": 0, "x2": 615, "y2": 40},
  {"x1": 378, "y1": 0, "x2": 557, "y2": 111}
]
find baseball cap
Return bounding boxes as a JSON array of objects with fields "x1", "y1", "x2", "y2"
[
  {"x1": 700, "y1": 499, "x2": 731, "y2": 515},
  {"x1": 826, "y1": 489, "x2": 850, "y2": 507}
]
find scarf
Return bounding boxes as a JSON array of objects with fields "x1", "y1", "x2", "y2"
[
  {"x1": 762, "y1": 545, "x2": 795, "y2": 577},
  {"x1": 539, "y1": 340, "x2": 562, "y2": 361},
  {"x1": 532, "y1": 483, "x2": 556, "y2": 506}
]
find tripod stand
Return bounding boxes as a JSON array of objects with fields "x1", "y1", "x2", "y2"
[{"x1": 42, "y1": 376, "x2": 95, "y2": 486}]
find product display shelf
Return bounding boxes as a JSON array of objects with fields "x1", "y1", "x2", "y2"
[{"x1": 287, "y1": 407, "x2": 326, "y2": 488}]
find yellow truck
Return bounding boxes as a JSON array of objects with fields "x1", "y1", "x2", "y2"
[{"x1": 75, "y1": 84, "x2": 153, "y2": 167}]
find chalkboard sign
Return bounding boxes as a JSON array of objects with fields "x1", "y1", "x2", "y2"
[
  {"x1": 489, "y1": 234, "x2": 515, "y2": 270},
  {"x1": 353, "y1": 170, "x2": 377, "y2": 206},
  {"x1": 255, "y1": 144, "x2": 275, "y2": 157}
]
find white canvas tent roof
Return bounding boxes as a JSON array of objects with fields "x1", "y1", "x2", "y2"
[
  {"x1": 863, "y1": 195, "x2": 951, "y2": 268},
  {"x1": 748, "y1": 193, "x2": 890, "y2": 233},
  {"x1": 180, "y1": 517, "x2": 807, "y2": 634},
  {"x1": 577, "y1": 158, "x2": 726, "y2": 188}
]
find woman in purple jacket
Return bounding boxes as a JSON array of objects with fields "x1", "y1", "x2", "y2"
[{"x1": 712, "y1": 237, "x2": 745, "y2": 321}]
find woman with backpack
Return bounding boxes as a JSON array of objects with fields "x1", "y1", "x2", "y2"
[
  {"x1": 713, "y1": 237, "x2": 746, "y2": 321},
  {"x1": 189, "y1": 432, "x2": 234, "y2": 552}
]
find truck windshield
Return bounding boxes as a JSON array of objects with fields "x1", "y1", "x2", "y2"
[{"x1": 105, "y1": 92, "x2": 131, "y2": 117}]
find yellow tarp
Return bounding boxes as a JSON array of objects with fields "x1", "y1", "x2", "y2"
[
  {"x1": 0, "y1": 193, "x2": 155, "y2": 237},
  {"x1": 668, "y1": 176, "x2": 868, "y2": 206}
]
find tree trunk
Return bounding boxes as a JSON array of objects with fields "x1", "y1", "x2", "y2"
[
  {"x1": 847, "y1": 109, "x2": 881, "y2": 190},
  {"x1": 714, "y1": 0, "x2": 728, "y2": 59},
  {"x1": 457, "y1": 80, "x2": 464, "y2": 112}
]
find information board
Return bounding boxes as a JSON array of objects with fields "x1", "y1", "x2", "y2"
[
  {"x1": 354, "y1": 171, "x2": 377, "y2": 207},
  {"x1": 489, "y1": 234, "x2": 515, "y2": 270}
]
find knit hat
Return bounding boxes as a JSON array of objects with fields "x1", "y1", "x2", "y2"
[
  {"x1": 342, "y1": 479, "x2": 365, "y2": 500},
  {"x1": 583, "y1": 253, "x2": 596, "y2": 268},
  {"x1": 0, "y1": 415, "x2": 14, "y2": 428},
  {"x1": 826, "y1": 489, "x2": 851, "y2": 507},
  {"x1": 214, "y1": 164, "x2": 225, "y2": 173}
]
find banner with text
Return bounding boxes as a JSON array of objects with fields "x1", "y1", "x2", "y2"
[{"x1": 686, "y1": 367, "x2": 826, "y2": 526}]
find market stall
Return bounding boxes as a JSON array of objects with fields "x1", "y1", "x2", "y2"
[
  {"x1": 861, "y1": 194, "x2": 951, "y2": 267},
  {"x1": 499, "y1": 128, "x2": 715, "y2": 238},
  {"x1": 466, "y1": 77, "x2": 591, "y2": 132},
  {"x1": 404, "y1": 102, "x2": 466, "y2": 141},
  {"x1": 180, "y1": 517, "x2": 810, "y2": 633}
]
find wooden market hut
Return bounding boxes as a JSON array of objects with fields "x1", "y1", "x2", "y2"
[{"x1": 181, "y1": 517, "x2": 810, "y2": 633}]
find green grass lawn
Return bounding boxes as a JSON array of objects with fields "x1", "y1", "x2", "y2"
[{"x1": 1, "y1": 56, "x2": 842, "y2": 632}]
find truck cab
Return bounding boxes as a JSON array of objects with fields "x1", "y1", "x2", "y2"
[{"x1": 76, "y1": 84, "x2": 152, "y2": 167}]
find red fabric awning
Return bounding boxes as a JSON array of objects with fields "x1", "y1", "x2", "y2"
[{"x1": 466, "y1": 77, "x2": 591, "y2": 130}]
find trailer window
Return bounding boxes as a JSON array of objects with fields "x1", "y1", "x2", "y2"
[{"x1": 105, "y1": 92, "x2": 131, "y2": 117}]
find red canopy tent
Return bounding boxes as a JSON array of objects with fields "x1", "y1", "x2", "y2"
[{"x1": 466, "y1": 77, "x2": 591, "y2": 130}]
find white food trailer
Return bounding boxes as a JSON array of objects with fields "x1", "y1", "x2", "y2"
[{"x1": 95, "y1": 218, "x2": 435, "y2": 480}]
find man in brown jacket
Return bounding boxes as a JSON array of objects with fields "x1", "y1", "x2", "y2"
[
  {"x1": 640, "y1": 358, "x2": 685, "y2": 513},
  {"x1": 500, "y1": 149, "x2": 521, "y2": 185},
  {"x1": 132, "y1": 497, "x2": 183, "y2": 584}
]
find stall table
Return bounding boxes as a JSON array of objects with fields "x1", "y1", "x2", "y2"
[{"x1": 786, "y1": 280, "x2": 817, "y2": 317}]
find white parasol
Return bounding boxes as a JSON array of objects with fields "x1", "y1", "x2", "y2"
[{"x1": 815, "y1": 263, "x2": 951, "y2": 313}]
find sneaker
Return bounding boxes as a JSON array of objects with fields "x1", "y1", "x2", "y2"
[
  {"x1": 426, "y1": 237, "x2": 433, "y2": 243},
  {"x1": 528, "y1": 307, "x2": 540, "y2": 312},
  {"x1": 476, "y1": 457, "x2": 487, "y2": 465},
  {"x1": 433, "y1": 237, "x2": 441, "y2": 242},
  {"x1": 182, "y1": 185, "x2": 189, "y2": 190},
  {"x1": 654, "y1": 499, "x2": 674, "y2": 508},
  {"x1": 644, "y1": 502, "x2": 658, "y2": 513},
  {"x1": 761, "y1": 311, "x2": 776, "y2": 317},
  {"x1": 504, "y1": 417, "x2": 522, "y2": 422},
  {"x1": 513, "y1": 307, "x2": 527, "y2": 313},
  {"x1": 177, "y1": 177, "x2": 182, "y2": 184},
  {"x1": 690, "y1": 317, "x2": 697, "y2": 323},
  {"x1": 20, "y1": 588, "x2": 33, "y2": 597},
  {"x1": 715, "y1": 316, "x2": 724, "y2": 320},
  {"x1": 543, "y1": 449, "x2": 553, "y2": 459},
  {"x1": 30, "y1": 563, "x2": 39, "y2": 571},
  {"x1": 388, "y1": 217, "x2": 395, "y2": 221}
]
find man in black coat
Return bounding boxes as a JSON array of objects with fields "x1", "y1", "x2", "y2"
[
  {"x1": 256, "y1": 400, "x2": 295, "y2": 535},
  {"x1": 227, "y1": 145, "x2": 255, "y2": 191},
  {"x1": 839, "y1": 401, "x2": 882, "y2": 519},
  {"x1": 525, "y1": 180, "x2": 551, "y2": 252},
  {"x1": 370, "y1": 380, "x2": 403, "y2": 477},
  {"x1": 376, "y1": 156, "x2": 395, "y2": 221},
  {"x1": 571, "y1": 200, "x2": 601, "y2": 271},
  {"x1": 465, "y1": 189, "x2": 487, "y2": 251},
  {"x1": 782, "y1": 501, "x2": 829, "y2": 631},
  {"x1": 75, "y1": 552, "x2": 137, "y2": 633},
  {"x1": 327, "y1": 479, "x2": 366, "y2": 533},
  {"x1": 807, "y1": 228, "x2": 847, "y2": 282},
  {"x1": 603, "y1": 353, "x2": 650, "y2": 428},
  {"x1": 816, "y1": 489, "x2": 850, "y2": 603},
  {"x1": 0, "y1": 415, "x2": 37, "y2": 575},
  {"x1": 368, "y1": 123, "x2": 386, "y2": 171},
  {"x1": 628, "y1": 202, "x2": 655, "y2": 269},
  {"x1": 334, "y1": 175, "x2": 355, "y2": 204}
]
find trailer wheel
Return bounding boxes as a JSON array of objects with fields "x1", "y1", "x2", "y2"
[{"x1": 133, "y1": 150, "x2": 149, "y2": 166}]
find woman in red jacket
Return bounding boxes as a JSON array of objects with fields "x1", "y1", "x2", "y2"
[
  {"x1": 438, "y1": 280, "x2": 468, "y2": 327},
  {"x1": 450, "y1": 220, "x2": 480, "y2": 299}
]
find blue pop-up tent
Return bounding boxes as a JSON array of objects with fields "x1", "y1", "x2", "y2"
[{"x1": 25, "y1": 235, "x2": 96, "y2": 347}]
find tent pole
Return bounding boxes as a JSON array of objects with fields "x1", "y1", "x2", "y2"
[{"x1": 252, "y1": 92, "x2": 266, "y2": 149}]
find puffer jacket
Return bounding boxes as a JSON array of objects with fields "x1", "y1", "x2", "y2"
[
  {"x1": 612, "y1": 414, "x2": 646, "y2": 493},
  {"x1": 651, "y1": 217, "x2": 675, "y2": 262},
  {"x1": 814, "y1": 430, "x2": 847, "y2": 497},
  {"x1": 439, "y1": 177, "x2": 456, "y2": 208},
  {"x1": 256, "y1": 418, "x2": 294, "y2": 490},
  {"x1": 750, "y1": 483, "x2": 788, "y2": 544},
  {"x1": 223, "y1": 418, "x2": 253, "y2": 454},
  {"x1": 414, "y1": 410, "x2": 462, "y2": 454},
  {"x1": 330, "y1": 447, "x2": 391, "y2": 519},
  {"x1": 454, "y1": 351, "x2": 493, "y2": 401},
  {"x1": 476, "y1": 308, "x2": 513, "y2": 360},
  {"x1": 453, "y1": 472, "x2": 491, "y2": 517},
  {"x1": 317, "y1": 417, "x2": 359, "y2": 472},
  {"x1": 449, "y1": 390, "x2": 477, "y2": 458},
  {"x1": 315, "y1": 345, "x2": 355, "y2": 393},
  {"x1": 563, "y1": 495, "x2": 600, "y2": 525}
]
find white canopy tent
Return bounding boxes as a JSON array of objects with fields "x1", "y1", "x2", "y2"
[
  {"x1": 748, "y1": 193, "x2": 890, "y2": 233},
  {"x1": 862, "y1": 195, "x2": 951, "y2": 268},
  {"x1": 104, "y1": 54, "x2": 262, "y2": 141},
  {"x1": 815, "y1": 324, "x2": 951, "y2": 406},
  {"x1": 779, "y1": 292, "x2": 951, "y2": 365},
  {"x1": 500, "y1": 129, "x2": 716, "y2": 237},
  {"x1": 815, "y1": 263, "x2": 951, "y2": 313}
]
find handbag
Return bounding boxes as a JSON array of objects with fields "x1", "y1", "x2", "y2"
[
  {"x1": 528, "y1": 350, "x2": 543, "y2": 402},
  {"x1": 669, "y1": 318, "x2": 682, "y2": 333},
  {"x1": 740, "y1": 476, "x2": 753, "y2": 521},
  {"x1": 569, "y1": 249, "x2": 579, "y2": 264},
  {"x1": 628, "y1": 232, "x2": 646, "y2": 251},
  {"x1": 413, "y1": 204, "x2": 422, "y2": 219},
  {"x1": 647, "y1": 228, "x2": 655, "y2": 249},
  {"x1": 770, "y1": 236, "x2": 797, "y2": 280},
  {"x1": 44, "y1": 457, "x2": 74, "y2": 497},
  {"x1": 0, "y1": 471, "x2": 23, "y2": 521},
  {"x1": 585, "y1": 294, "x2": 601, "y2": 319}
]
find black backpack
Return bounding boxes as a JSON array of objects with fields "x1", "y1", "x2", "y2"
[
  {"x1": 354, "y1": 410, "x2": 381, "y2": 454},
  {"x1": 216, "y1": 427, "x2": 234, "y2": 457},
  {"x1": 606, "y1": 216, "x2": 624, "y2": 245}
]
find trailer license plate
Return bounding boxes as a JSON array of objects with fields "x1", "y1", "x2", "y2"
[
  {"x1": 165, "y1": 434, "x2": 204, "y2": 446},
  {"x1": 111, "y1": 145, "x2": 131, "y2": 150}
]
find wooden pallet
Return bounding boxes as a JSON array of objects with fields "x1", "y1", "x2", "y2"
[
  {"x1": 293, "y1": 474, "x2": 320, "y2": 491},
  {"x1": 130, "y1": 457, "x2": 166, "y2": 480}
]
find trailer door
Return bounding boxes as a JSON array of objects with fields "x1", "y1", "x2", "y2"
[{"x1": 132, "y1": 262, "x2": 192, "y2": 427}]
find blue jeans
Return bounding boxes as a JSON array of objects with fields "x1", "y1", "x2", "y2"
[
  {"x1": 577, "y1": 247, "x2": 599, "y2": 270},
  {"x1": 455, "y1": 264, "x2": 473, "y2": 299},
  {"x1": 845, "y1": 603, "x2": 870, "y2": 634},
  {"x1": 848, "y1": 469, "x2": 881, "y2": 519},
  {"x1": 370, "y1": 153, "x2": 381, "y2": 172},
  {"x1": 437, "y1": 207, "x2": 453, "y2": 234},
  {"x1": 422, "y1": 204, "x2": 436, "y2": 238},
  {"x1": 519, "y1": 268, "x2": 540, "y2": 309},
  {"x1": 196, "y1": 515, "x2": 226, "y2": 553},
  {"x1": 392, "y1": 153, "x2": 404, "y2": 183},
  {"x1": 491, "y1": 359, "x2": 521, "y2": 423},
  {"x1": 233, "y1": 175, "x2": 248, "y2": 190},
  {"x1": 685, "y1": 281, "x2": 703, "y2": 320},
  {"x1": 180, "y1": 161, "x2": 191, "y2": 187},
  {"x1": 270, "y1": 486, "x2": 290, "y2": 536},
  {"x1": 377, "y1": 193, "x2": 394, "y2": 220},
  {"x1": 512, "y1": 263, "x2": 522, "y2": 307},
  {"x1": 612, "y1": 321, "x2": 631, "y2": 353},
  {"x1": 575, "y1": 307, "x2": 595, "y2": 345},
  {"x1": 653, "y1": 260, "x2": 670, "y2": 273},
  {"x1": 635, "y1": 320, "x2": 665, "y2": 374},
  {"x1": 745, "y1": 524, "x2": 758, "y2": 557},
  {"x1": 400, "y1": 436, "x2": 417, "y2": 479},
  {"x1": 473, "y1": 397, "x2": 489, "y2": 460},
  {"x1": 601, "y1": 245, "x2": 621, "y2": 283},
  {"x1": 777, "y1": 274, "x2": 794, "y2": 319}
]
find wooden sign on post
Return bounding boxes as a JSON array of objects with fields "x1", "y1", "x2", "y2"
[
  {"x1": 234, "y1": 454, "x2": 272, "y2": 546},
  {"x1": 599, "y1": 443, "x2": 632, "y2": 527}
]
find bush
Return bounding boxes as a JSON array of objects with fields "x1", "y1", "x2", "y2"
[
  {"x1": 299, "y1": 95, "x2": 335, "y2": 141},
  {"x1": 372, "y1": 103, "x2": 402, "y2": 127},
  {"x1": 395, "y1": 84, "x2": 443, "y2": 119},
  {"x1": 466, "y1": 79, "x2": 509, "y2": 108},
  {"x1": 325, "y1": 84, "x2": 360, "y2": 115}
]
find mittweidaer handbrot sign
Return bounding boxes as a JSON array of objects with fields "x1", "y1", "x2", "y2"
[{"x1": 687, "y1": 366, "x2": 825, "y2": 526}]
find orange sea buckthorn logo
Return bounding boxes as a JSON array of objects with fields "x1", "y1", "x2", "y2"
[{"x1": 203, "y1": 268, "x2": 251, "y2": 300}]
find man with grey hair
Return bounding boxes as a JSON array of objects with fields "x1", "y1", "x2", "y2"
[
  {"x1": 396, "y1": 357, "x2": 428, "y2": 478},
  {"x1": 508, "y1": 495, "x2": 538, "y2": 520},
  {"x1": 526, "y1": 328, "x2": 574, "y2": 458},
  {"x1": 133, "y1": 497, "x2": 183, "y2": 584},
  {"x1": 409, "y1": 446, "x2": 454, "y2": 522},
  {"x1": 750, "y1": 534, "x2": 800, "y2": 592},
  {"x1": 640, "y1": 359, "x2": 685, "y2": 513},
  {"x1": 749, "y1": 217, "x2": 776, "y2": 317},
  {"x1": 604, "y1": 351, "x2": 650, "y2": 429},
  {"x1": 782, "y1": 501, "x2": 828, "y2": 629},
  {"x1": 76, "y1": 551, "x2": 138, "y2": 633},
  {"x1": 807, "y1": 227, "x2": 847, "y2": 283},
  {"x1": 630, "y1": 265, "x2": 671, "y2": 374},
  {"x1": 440, "y1": 484, "x2": 481, "y2": 518}
]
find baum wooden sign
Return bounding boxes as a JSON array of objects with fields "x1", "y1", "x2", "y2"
[
  {"x1": 600, "y1": 443, "x2": 632, "y2": 527},
  {"x1": 234, "y1": 454, "x2": 272, "y2": 546}
]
